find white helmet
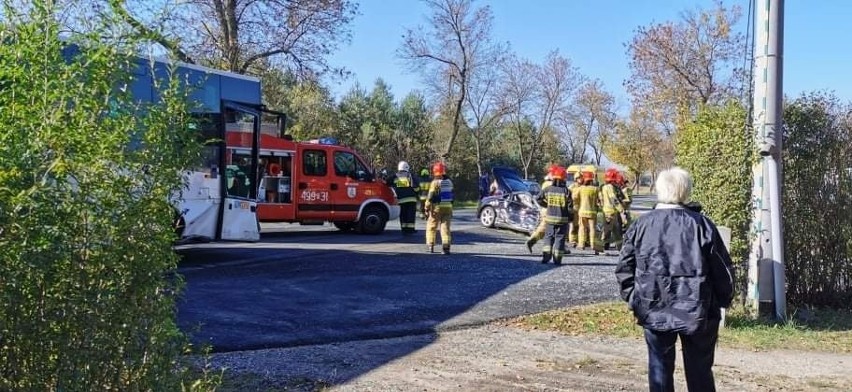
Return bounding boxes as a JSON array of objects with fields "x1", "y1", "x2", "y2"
[{"x1": 398, "y1": 161, "x2": 410, "y2": 172}]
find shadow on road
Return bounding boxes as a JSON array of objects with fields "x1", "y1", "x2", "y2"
[{"x1": 175, "y1": 227, "x2": 618, "y2": 387}]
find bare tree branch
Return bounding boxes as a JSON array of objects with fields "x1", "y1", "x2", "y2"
[
  {"x1": 625, "y1": 0, "x2": 744, "y2": 134},
  {"x1": 398, "y1": 0, "x2": 497, "y2": 160},
  {"x1": 108, "y1": 0, "x2": 194, "y2": 63}
]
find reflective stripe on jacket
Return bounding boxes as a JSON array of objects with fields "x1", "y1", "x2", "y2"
[
  {"x1": 537, "y1": 183, "x2": 573, "y2": 224},
  {"x1": 600, "y1": 183, "x2": 624, "y2": 215},
  {"x1": 427, "y1": 177, "x2": 453, "y2": 209},
  {"x1": 575, "y1": 185, "x2": 600, "y2": 218},
  {"x1": 392, "y1": 171, "x2": 418, "y2": 204}
]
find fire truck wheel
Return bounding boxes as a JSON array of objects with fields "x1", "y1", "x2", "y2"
[
  {"x1": 357, "y1": 205, "x2": 388, "y2": 235},
  {"x1": 333, "y1": 222, "x2": 357, "y2": 232}
]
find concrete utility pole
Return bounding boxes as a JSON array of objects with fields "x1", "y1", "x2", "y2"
[{"x1": 748, "y1": 0, "x2": 787, "y2": 321}]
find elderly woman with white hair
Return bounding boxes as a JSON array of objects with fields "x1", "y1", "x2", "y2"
[{"x1": 615, "y1": 167, "x2": 734, "y2": 392}]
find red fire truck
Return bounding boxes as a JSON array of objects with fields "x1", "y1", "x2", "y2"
[{"x1": 225, "y1": 128, "x2": 400, "y2": 234}]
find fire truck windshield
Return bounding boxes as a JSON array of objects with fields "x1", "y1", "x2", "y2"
[{"x1": 333, "y1": 151, "x2": 372, "y2": 181}]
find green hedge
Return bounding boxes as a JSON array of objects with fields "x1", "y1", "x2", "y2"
[
  {"x1": 0, "y1": 3, "x2": 215, "y2": 390},
  {"x1": 675, "y1": 101, "x2": 754, "y2": 300},
  {"x1": 782, "y1": 93, "x2": 852, "y2": 308}
]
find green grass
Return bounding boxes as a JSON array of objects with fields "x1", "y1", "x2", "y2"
[{"x1": 513, "y1": 301, "x2": 852, "y2": 352}]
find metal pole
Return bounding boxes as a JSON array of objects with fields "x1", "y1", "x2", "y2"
[
  {"x1": 767, "y1": 0, "x2": 787, "y2": 321},
  {"x1": 749, "y1": 0, "x2": 786, "y2": 320}
]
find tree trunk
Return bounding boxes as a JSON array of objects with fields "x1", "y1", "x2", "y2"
[
  {"x1": 474, "y1": 134, "x2": 483, "y2": 177},
  {"x1": 443, "y1": 77, "x2": 466, "y2": 159}
]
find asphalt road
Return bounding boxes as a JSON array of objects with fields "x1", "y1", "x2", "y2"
[{"x1": 175, "y1": 207, "x2": 632, "y2": 353}]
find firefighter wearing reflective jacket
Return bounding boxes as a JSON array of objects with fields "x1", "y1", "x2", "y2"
[
  {"x1": 600, "y1": 168, "x2": 626, "y2": 251},
  {"x1": 536, "y1": 165, "x2": 573, "y2": 264},
  {"x1": 418, "y1": 168, "x2": 431, "y2": 220},
  {"x1": 574, "y1": 171, "x2": 602, "y2": 255},
  {"x1": 567, "y1": 174, "x2": 583, "y2": 247},
  {"x1": 425, "y1": 162, "x2": 454, "y2": 254},
  {"x1": 391, "y1": 161, "x2": 420, "y2": 234},
  {"x1": 525, "y1": 165, "x2": 555, "y2": 253}
]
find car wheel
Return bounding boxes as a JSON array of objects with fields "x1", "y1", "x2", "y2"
[
  {"x1": 334, "y1": 222, "x2": 357, "y2": 232},
  {"x1": 479, "y1": 206, "x2": 496, "y2": 228},
  {"x1": 358, "y1": 205, "x2": 388, "y2": 235}
]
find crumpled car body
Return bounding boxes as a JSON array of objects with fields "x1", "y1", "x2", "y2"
[{"x1": 477, "y1": 167, "x2": 541, "y2": 234}]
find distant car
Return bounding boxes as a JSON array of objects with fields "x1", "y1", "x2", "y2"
[{"x1": 477, "y1": 167, "x2": 541, "y2": 234}]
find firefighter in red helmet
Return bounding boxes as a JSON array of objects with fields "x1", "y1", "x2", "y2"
[
  {"x1": 425, "y1": 162, "x2": 454, "y2": 254},
  {"x1": 600, "y1": 168, "x2": 627, "y2": 251},
  {"x1": 574, "y1": 170, "x2": 601, "y2": 255},
  {"x1": 525, "y1": 163, "x2": 557, "y2": 253},
  {"x1": 536, "y1": 165, "x2": 573, "y2": 264}
]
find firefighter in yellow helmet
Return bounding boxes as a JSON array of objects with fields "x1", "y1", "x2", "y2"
[
  {"x1": 536, "y1": 165, "x2": 573, "y2": 264},
  {"x1": 425, "y1": 162, "x2": 454, "y2": 254},
  {"x1": 418, "y1": 168, "x2": 431, "y2": 219},
  {"x1": 525, "y1": 164, "x2": 556, "y2": 252},
  {"x1": 600, "y1": 168, "x2": 627, "y2": 251},
  {"x1": 574, "y1": 170, "x2": 601, "y2": 255}
]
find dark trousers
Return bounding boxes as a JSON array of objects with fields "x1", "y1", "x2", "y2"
[
  {"x1": 399, "y1": 202, "x2": 417, "y2": 233},
  {"x1": 644, "y1": 319, "x2": 720, "y2": 392},
  {"x1": 543, "y1": 223, "x2": 568, "y2": 258}
]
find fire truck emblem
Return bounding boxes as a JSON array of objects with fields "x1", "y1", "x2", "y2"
[{"x1": 347, "y1": 186, "x2": 357, "y2": 199}]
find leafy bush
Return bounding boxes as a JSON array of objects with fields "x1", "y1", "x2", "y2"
[
  {"x1": 0, "y1": 2, "x2": 213, "y2": 390},
  {"x1": 782, "y1": 93, "x2": 852, "y2": 308},
  {"x1": 675, "y1": 101, "x2": 754, "y2": 300}
]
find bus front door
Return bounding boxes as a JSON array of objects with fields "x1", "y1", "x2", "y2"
[{"x1": 220, "y1": 102, "x2": 261, "y2": 241}]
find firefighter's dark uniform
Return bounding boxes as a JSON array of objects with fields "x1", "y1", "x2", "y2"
[
  {"x1": 391, "y1": 170, "x2": 419, "y2": 234},
  {"x1": 536, "y1": 179, "x2": 573, "y2": 264}
]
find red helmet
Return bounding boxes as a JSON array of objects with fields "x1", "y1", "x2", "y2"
[
  {"x1": 432, "y1": 162, "x2": 447, "y2": 176},
  {"x1": 604, "y1": 168, "x2": 619, "y2": 183},
  {"x1": 581, "y1": 171, "x2": 595, "y2": 183},
  {"x1": 614, "y1": 171, "x2": 626, "y2": 186},
  {"x1": 548, "y1": 165, "x2": 567, "y2": 180}
]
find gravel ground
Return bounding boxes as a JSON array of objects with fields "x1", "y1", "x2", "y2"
[{"x1": 205, "y1": 323, "x2": 852, "y2": 391}]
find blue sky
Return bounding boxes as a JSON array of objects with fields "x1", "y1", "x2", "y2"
[{"x1": 328, "y1": 0, "x2": 852, "y2": 107}]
